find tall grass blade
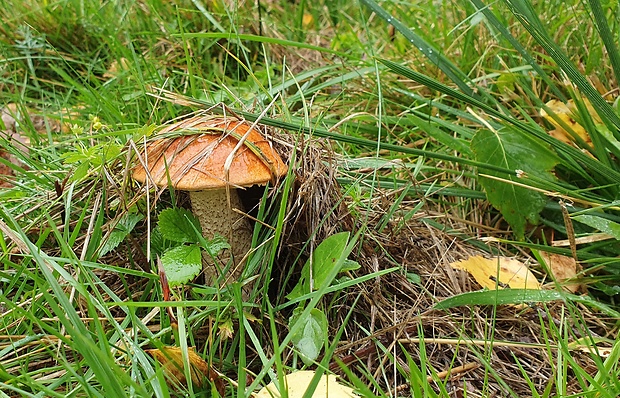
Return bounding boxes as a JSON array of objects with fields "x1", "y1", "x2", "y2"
[{"x1": 502, "y1": 0, "x2": 620, "y2": 136}]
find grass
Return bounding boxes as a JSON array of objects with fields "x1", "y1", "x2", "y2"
[{"x1": 1, "y1": 0, "x2": 619, "y2": 396}]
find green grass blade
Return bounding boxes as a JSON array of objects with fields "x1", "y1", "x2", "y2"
[
  {"x1": 359, "y1": 0, "x2": 485, "y2": 100},
  {"x1": 502, "y1": 0, "x2": 620, "y2": 137},
  {"x1": 587, "y1": 0, "x2": 620, "y2": 86}
]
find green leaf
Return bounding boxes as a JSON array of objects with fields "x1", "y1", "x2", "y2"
[
  {"x1": 434, "y1": 289, "x2": 555, "y2": 309},
  {"x1": 406, "y1": 272, "x2": 421, "y2": 285},
  {"x1": 287, "y1": 232, "x2": 351, "y2": 300},
  {"x1": 72, "y1": 161, "x2": 90, "y2": 182},
  {"x1": 132, "y1": 124, "x2": 157, "y2": 141},
  {"x1": 435, "y1": 289, "x2": 620, "y2": 318},
  {"x1": 341, "y1": 259, "x2": 361, "y2": 272},
  {"x1": 573, "y1": 215, "x2": 620, "y2": 240},
  {"x1": 158, "y1": 208, "x2": 202, "y2": 243},
  {"x1": 149, "y1": 227, "x2": 174, "y2": 258},
  {"x1": 471, "y1": 127, "x2": 558, "y2": 239},
  {"x1": 160, "y1": 244, "x2": 202, "y2": 287},
  {"x1": 289, "y1": 307, "x2": 328, "y2": 366},
  {"x1": 203, "y1": 234, "x2": 231, "y2": 257},
  {"x1": 99, "y1": 213, "x2": 143, "y2": 256}
]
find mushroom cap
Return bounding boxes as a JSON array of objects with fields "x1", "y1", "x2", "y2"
[{"x1": 132, "y1": 116, "x2": 287, "y2": 190}]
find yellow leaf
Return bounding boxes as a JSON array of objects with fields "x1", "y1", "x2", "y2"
[
  {"x1": 146, "y1": 346, "x2": 211, "y2": 388},
  {"x1": 540, "y1": 99, "x2": 591, "y2": 144},
  {"x1": 450, "y1": 256, "x2": 540, "y2": 290},
  {"x1": 540, "y1": 251, "x2": 581, "y2": 293},
  {"x1": 302, "y1": 13, "x2": 315, "y2": 28},
  {"x1": 255, "y1": 370, "x2": 357, "y2": 398}
]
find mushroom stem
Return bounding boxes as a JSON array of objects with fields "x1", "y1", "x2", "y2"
[{"x1": 189, "y1": 189, "x2": 253, "y2": 285}]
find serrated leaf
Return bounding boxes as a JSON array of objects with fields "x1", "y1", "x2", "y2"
[
  {"x1": 287, "y1": 232, "x2": 351, "y2": 300},
  {"x1": 72, "y1": 161, "x2": 90, "y2": 181},
  {"x1": 160, "y1": 244, "x2": 202, "y2": 286},
  {"x1": 573, "y1": 215, "x2": 620, "y2": 240},
  {"x1": 203, "y1": 234, "x2": 230, "y2": 256},
  {"x1": 471, "y1": 127, "x2": 558, "y2": 239},
  {"x1": 99, "y1": 213, "x2": 143, "y2": 256},
  {"x1": 158, "y1": 208, "x2": 202, "y2": 243},
  {"x1": 289, "y1": 307, "x2": 328, "y2": 366},
  {"x1": 149, "y1": 227, "x2": 175, "y2": 258}
]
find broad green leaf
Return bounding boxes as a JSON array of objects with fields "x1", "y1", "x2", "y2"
[
  {"x1": 99, "y1": 213, "x2": 143, "y2": 256},
  {"x1": 287, "y1": 232, "x2": 351, "y2": 300},
  {"x1": 573, "y1": 215, "x2": 620, "y2": 240},
  {"x1": 158, "y1": 208, "x2": 202, "y2": 243},
  {"x1": 203, "y1": 234, "x2": 231, "y2": 257},
  {"x1": 160, "y1": 244, "x2": 202, "y2": 287},
  {"x1": 149, "y1": 227, "x2": 175, "y2": 258},
  {"x1": 289, "y1": 307, "x2": 328, "y2": 366},
  {"x1": 471, "y1": 127, "x2": 558, "y2": 239}
]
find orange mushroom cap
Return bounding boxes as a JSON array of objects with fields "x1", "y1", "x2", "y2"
[{"x1": 133, "y1": 116, "x2": 287, "y2": 190}]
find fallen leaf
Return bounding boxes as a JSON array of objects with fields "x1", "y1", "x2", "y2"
[
  {"x1": 146, "y1": 346, "x2": 224, "y2": 394},
  {"x1": 302, "y1": 13, "x2": 315, "y2": 28},
  {"x1": 255, "y1": 370, "x2": 357, "y2": 398},
  {"x1": 540, "y1": 99, "x2": 593, "y2": 144},
  {"x1": 540, "y1": 252, "x2": 581, "y2": 293},
  {"x1": 450, "y1": 256, "x2": 540, "y2": 290}
]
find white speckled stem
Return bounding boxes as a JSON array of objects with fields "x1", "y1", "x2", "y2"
[{"x1": 189, "y1": 189, "x2": 252, "y2": 286}]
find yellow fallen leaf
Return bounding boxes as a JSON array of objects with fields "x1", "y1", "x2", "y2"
[
  {"x1": 146, "y1": 346, "x2": 224, "y2": 393},
  {"x1": 540, "y1": 99, "x2": 591, "y2": 144},
  {"x1": 540, "y1": 251, "x2": 581, "y2": 293},
  {"x1": 302, "y1": 13, "x2": 315, "y2": 28},
  {"x1": 255, "y1": 370, "x2": 357, "y2": 398},
  {"x1": 450, "y1": 256, "x2": 540, "y2": 290}
]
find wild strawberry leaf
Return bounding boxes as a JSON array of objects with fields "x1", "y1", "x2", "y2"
[
  {"x1": 160, "y1": 244, "x2": 202, "y2": 286},
  {"x1": 158, "y1": 208, "x2": 202, "y2": 243},
  {"x1": 471, "y1": 127, "x2": 558, "y2": 239},
  {"x1": 99, "y1": 212, "x2": 143, "y2": 256}
]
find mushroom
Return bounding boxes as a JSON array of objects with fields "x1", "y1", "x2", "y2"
[{"x1": 133, "y1": 115, "x2": 287, "y2": 284}]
